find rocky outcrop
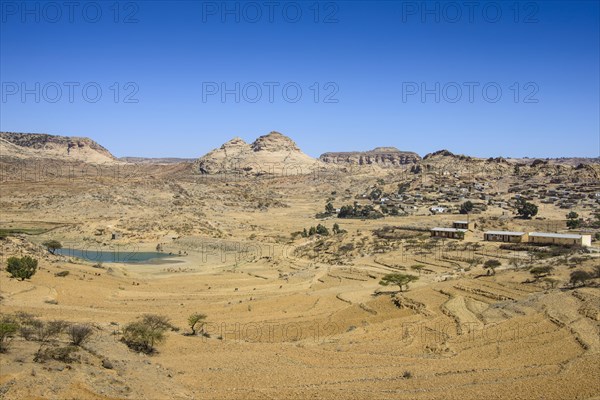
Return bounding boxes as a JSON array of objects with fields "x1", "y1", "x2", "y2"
[
  {"x1": 194, "y1": 131, "x2": 318, "y2": 175},
  {"x1": 319, "y1": 147, "x2": 420, "y2": 167}
]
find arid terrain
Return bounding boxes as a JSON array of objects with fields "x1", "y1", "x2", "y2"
[{"x1": 1, "y1": 131, "x2": 599, "y2": 400}]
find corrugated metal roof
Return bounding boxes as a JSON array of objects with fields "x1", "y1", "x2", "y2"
[
  {"x1": 431, "y1": 227, "x2": 467, "y2": 232},
  {"x1": 484, "y1": 231, "x2": 525, "y2": 236},
  {"x1": 529, "y1": 232, "x2": 583, "y2": 239}
]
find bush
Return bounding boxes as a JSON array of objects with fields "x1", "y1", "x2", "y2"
[
  {"x1": 6, "y1": 256, "x2": 38, "y2": 280},
  {"x1": 187, "y1": 313, "x2": 207, "y2": 335},
  {"x1": 122, "y1": 314, "x2": 172, "y2": 354},
  {"x1": 34, "y1": 345, "x2": 79, "y2": 363},
  {"x1": 68, "y1": 324, "x2": 94, "y2": 346},
  {"x1": 0, "y1": 315, "x2": 19, "y2": 353},
  {"x1": 570, "y1": 270, "x2": 592, "y2": 287},
  {"x1": 530, "y1": 266, "x2": 554, "y2": 279},
  {"x1": 54, "y1": 270, "x2": 70, "y2": 277}
]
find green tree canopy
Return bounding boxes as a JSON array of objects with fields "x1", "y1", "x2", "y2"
[
  {"x1": 6, "y1": 256, "x2": 38, "y2": 281},
  {"x1": 379, "y1": 273, "x2": 419, "y2": 292},
  {"x1": 42, "y1": 240, "x2": 62, "y2": 255}
]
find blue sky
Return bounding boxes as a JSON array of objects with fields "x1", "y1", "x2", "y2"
[{"x1": 1, "y1": 1, "x2": 599, "y2": 158}]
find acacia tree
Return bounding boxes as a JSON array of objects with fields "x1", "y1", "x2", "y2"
[
  {"x1": 570, "y1": 270, "x2": 592, "y2": 287},
  {"x1": 379, "y1": 273, "x2": 419, "y2": 292},
  {"x1": 530, "y1": 266, "x2": 554, "y2": 280},
  {"x1": 484, "y1": 259, "x2": 501, "y2": 275},
  {"x1": 42, "y1": 240, "x2": 62, "y2": 255}
]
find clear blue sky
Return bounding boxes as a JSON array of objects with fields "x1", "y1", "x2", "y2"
[{"x1": 1, "y1": 1, "x2": 599, "y2": 158}]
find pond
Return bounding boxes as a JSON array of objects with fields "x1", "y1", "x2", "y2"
[{"x1": 55, "y1": 247, "x2": 176, "y2": 263}]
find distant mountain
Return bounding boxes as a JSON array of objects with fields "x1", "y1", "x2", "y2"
[
  {"x1": 0, "y1": 132, "x2": 116, "y2": 163},
  {"x1": 193, "y1": 131, "x2": 318, "y2": 175},
  {"x1": 319, "y1": 147, "x2": 421, "y2": 167}
]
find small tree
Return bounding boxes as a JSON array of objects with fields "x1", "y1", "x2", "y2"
[
  {"x1": 570, "y1": 270, "x2": 592, "y2": 287},
  {"x1": 122, "y1": 314, "x2": 172, "y2": 354},
  {"x1": 0, "y1": 316, "x2": 19, "y2": 353},
  {"x1": 6, "y1": 256, "x2": 38, "y2": 281},
  {"x1": 42, "y1": 240, "x2": 62, "y2": 255},
  {"x1": 459, "y1": 201, "x2": 474, "y2": 215},
  {"x1": 484, "y1": 259, "x2": 501, "y2": 275},
  {"x1": 516, "y1": 199, "x2": 538, "y2": 219},
  {"x1": 410, "y1": 265, "x2": 425, "y2": 276},
  {"x1": 325, "y1": 202, "x2": 335, "y2": 215},
  {"x1": 316, "y1": 224, "x2": 330, "y2": 236},
  {"x1": 543, "y1": 278, "x2": 559, "y2": 289},
  {"x1": 566, "y1": 211, "x2": 582, "y2": 229},
  {"x1": 188, "y1": 313, "x2": 207, "y2": 336},
  {"x1": 379, "y1": 273, "x2": 419, "y2": 292},
  {"x1": 530, "y1": 266, "x2": 554, "y2": 280}
]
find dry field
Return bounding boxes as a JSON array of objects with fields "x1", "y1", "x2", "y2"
[{"x1": 1, "y1": 156, "x2": 599, "y2": 400}]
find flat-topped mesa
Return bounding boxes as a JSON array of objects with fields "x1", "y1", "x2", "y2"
[
  {"x1": 251, "y1": 131, "x2": 301, "y2": 152},
  {"x1": 319, "y1": 147, "x2": 421, "y2": 167},
  {"x1": 0, "y1": 131, "x2": 116, "y2": 163}
]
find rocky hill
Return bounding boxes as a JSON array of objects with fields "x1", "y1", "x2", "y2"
[
  {"x1": 319, "y1": 147, "x2": 420, "y2": 167},
  {"x1": 0, "y1": 132, "x2": 116, "y2": 163},
  {"x1": 193, "y1": 131, "x2": 319, "y2": 175}
]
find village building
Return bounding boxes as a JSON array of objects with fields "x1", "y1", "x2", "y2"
[
  {"x1": 453, "y1": 220, "x2": 475, "y2": 230},
  {"x1": 484, "y1": 231, "x2": 528, "y2": 243},
  {"x1": 528, "y1": 232, "x2": 592, "y2": 247},
  {"x1": 430, "y1": 227, "x2": 467, "y2": 240}
]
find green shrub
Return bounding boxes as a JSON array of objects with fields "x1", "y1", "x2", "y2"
[
  {"x1": 6, "y1": 256, "x2": 38, "y2": 280},
  {"x1": 0, "y1": 315, "x2": 19, "y2": 353},
  {"x1": 122, "y1": 314, "x2": 172, "y2": 354}
]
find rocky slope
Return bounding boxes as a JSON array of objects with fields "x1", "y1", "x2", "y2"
[
  {"x1": 0, "y1": 132, "x2": 116, "y2": 163},
  {"x1": 319, "y1": 147, "x2": 420, "y2": 167},
  {"x1": 193, "y1": 131, "x2": 319, "y2": 175}
]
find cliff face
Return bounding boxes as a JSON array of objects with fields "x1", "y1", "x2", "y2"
[
  {"x1": 0, "y1": 132, "x2": 116, "y2": 163},
  {"x1": 319, "y1": 147, "x2": 421, "y2": 167}
]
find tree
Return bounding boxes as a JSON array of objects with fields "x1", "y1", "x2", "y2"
[
  {"x1": 459, "y1": 201, "x2": 474, "y2": 215},
  {"x1": 410, "y1": 265, "x2": 425, "y2": 276},
  {"x1": 316, "y1": 224, "x2": 330, "y2": 236},
  {"x1": 483, "y1": 259, "x2": 501, "y2": 275},
  {"x1": 122, "y1": 314, "x2": 172, "y2": 354},
  {"x1": 188, "y1": 313, "x2": 207, "y2": 336},
  {"x1": 325, "y1": 202, "x2": 335, "y2": 215},
  {"x1": 530, "y1": 266, "x2": 554, "y2": 280},
  {"x1": 42, "y1": 240, "x2": 62, "y2": 255},
  {"x1": 6, "y1": 256, "x2": 38, "y2": 281},
  {"x1": 566, "y1": 211, "x2": 582, "y2": 229},
  {"x1": 543, "y1": 278, "x2": 559, "y2": 289},
  {"x1": 0, "y1": 316, "x2": 19, "y2": 353},
  {"x1": 516, "y1": 198, "x2": 538, "y2": 219},
  {"x1": 566, "y1": 211, "x2": 579, "y2": 220},
  {"x1": 570, "y1": 270, "x2": 592, "y2": 287},
  {"x1": 379, "y1": 273, "x2": 419, "y2": 292}
]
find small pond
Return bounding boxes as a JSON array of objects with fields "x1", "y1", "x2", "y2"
[{"x1": 55, "y1": 248, "x2": 175, "y2": 263}]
